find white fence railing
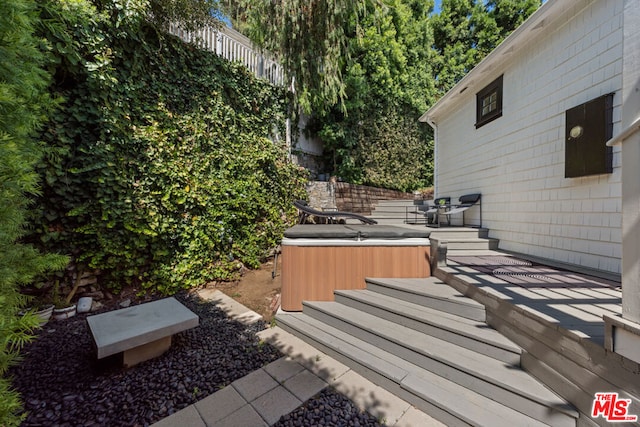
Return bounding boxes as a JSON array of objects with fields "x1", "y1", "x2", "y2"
[{"x1": 169, "y1": 24, "x2": 285, "y2": 86}]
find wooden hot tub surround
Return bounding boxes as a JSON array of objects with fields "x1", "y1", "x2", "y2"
[{"x1": 281, "y1": 225, "x2": 431, "y2": 311}]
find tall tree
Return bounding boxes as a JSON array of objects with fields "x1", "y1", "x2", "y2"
[
  {"x1": 431, "y1": 0, "x2": 477, "y2": 95},
  {"x1": 488, "y1": 0, "x2": 540, "y2": 39},
  {"x1": 432, "y1": 0, "x2": 541, "y2": 96},
  {"x1": 314, "y1": 0, "x2": 436, "y2": 190},
  {"x1": 230, "y1": 0, "x2": 541, "y2": 190},
  {"x1": 237, "y1": 0, "x2": 366, "y2": 114}
]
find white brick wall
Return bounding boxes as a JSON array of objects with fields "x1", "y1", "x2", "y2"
[{"x1": 434, "y1": 0, "x2": 624, "y2": 273}]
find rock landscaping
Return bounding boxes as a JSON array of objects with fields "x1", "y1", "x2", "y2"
[
  {"x1": 11, "y1": 291, "x2": 386, "y2": 427},
  {"x1": 10, "y1": 293, "x2": 280, "y2": 426},
  {"x1": 274, "y1": 388, "x2": 383, "y2": 427}
]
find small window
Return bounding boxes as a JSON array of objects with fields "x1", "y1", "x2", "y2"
[{"x1": 476, "y1": 75, "x2": 503, "y2": 128}]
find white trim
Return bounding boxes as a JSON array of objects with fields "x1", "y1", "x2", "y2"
[
  {"x1": 425, "y1": 117, "x2": 438, "y2": 194},
  {"x1": 281, "y1": 238, "x2": 430, "y2": 247}
]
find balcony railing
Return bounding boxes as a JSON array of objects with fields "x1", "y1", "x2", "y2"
[{"x1": 169, "y1": 24, "x2": 285, "y2": 87}]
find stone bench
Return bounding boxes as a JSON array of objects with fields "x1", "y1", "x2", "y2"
[{"x1": 87, "y1": 297, "x2": 199, "y2": 367}]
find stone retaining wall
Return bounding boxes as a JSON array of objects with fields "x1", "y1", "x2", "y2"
[{"x1": 305, "y1": 181, "x2": 413, "y2": 215}]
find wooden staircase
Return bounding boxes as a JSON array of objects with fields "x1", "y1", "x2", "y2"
[{"x1": 276, "y1": 276, "x2": 579, "y2": 426}]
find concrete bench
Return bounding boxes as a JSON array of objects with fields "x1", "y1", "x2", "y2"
[{"x1": 87, "y1": 297, "x2": 199, "y2": 367}]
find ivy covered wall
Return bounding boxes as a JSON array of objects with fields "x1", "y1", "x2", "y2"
[{"x1": 32, "y1": 0, "x2": 307, "y2": 294}]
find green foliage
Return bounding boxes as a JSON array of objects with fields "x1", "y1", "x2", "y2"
[
  {"x1": 91, "y1": 0, "x2": 222, "y2": 32},
  {"x1": 33, "y1": 0, "x2": 306, "y2": 294},
  {"x1": 487, "y1": 0, "x2": 541, "y2": 39},
  {"x1": 0, "y1": 0, "x2": 68, "y2": 424},
  {"x1": 144, "y1": 0, "x2": 222, "y2": 32},
  {"x1": 229, "y1": 0, "x2": 541, "y2": 192},
  {"x1": 237, "y1": 0, "x2": 367, "y2": 115},
  {"x1": 354, "y1": 107, "x2": 433, "y2": 191},
  {"x1": 312, "y1": 0, "x2": 435, "y2": 191},
  {"x1": 309, "y1": 0, "x2": 539, "y2": 190},
  {"x1": 432, "y1": 0, "x2": 541, "y2": 96},
  {"x1": 431, "y1": 0, "x2": 476, "y2": 94}
]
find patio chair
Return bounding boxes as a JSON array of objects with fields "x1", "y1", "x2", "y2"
[
  {"x1": 405, "y1": 201, "x2": 431, "y2": 224},
  {"x1": 424, "y1": 197, "x2": 450, "y2": 226},
  {"x1": 293, "y1": 200, "x2": 378, "y2": 225},
  {"x1": 440, "y1": 193, "x2": 482, "y2": 227}
]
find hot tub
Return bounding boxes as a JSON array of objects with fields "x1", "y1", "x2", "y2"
[{"x1": 281, "y1": 224, "x2": 431, "y2": 311}]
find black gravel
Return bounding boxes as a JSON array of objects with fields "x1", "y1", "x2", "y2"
[
  {"x1": 10, "y1": 292, "x2": 281, "y2": 426},
  {"x1": 275, "y1": 388, "x2": 384, "y2": 427},
  {"x1": 11, "y1": 292, "x2": 387, "y2": 427}
]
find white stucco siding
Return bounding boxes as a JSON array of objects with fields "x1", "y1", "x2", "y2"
[{"x1": 434, "y1": 0, "x2": 624, "y2": 273}]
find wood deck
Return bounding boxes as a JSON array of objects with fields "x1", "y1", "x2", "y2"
[
  {"x1": 275, "y1": 245, "x2": 640, "y2": 425},
  {"x1": 435, "y1": 253, "x2": 639, "y2": 424},
  {"x1": 446, "y1": 254, "x2": 621, "y2": 346}
]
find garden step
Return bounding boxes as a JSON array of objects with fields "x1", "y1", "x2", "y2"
[
  {"x1": 374, "y1": 199, "x2": 416, "y2": 207},
  {"x1": 429, "y1": 228, "x2": 490, "y2": 239},
  {"x1": 334, "y1": 289, "x2": 521, "y2": 364},
  {"x1": 276, "y1": 311, "x2": 577, "y2": 426},
  {"x1": 365, "y1": 277, "x2": 486, "y2": 321},
  {"x1": 371, "y1": 205, "x2": 416, "y2": 214}
]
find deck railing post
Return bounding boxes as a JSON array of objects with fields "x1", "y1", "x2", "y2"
[{"x1": 602, "y1": 1, "x2": 640, "y2": 364}]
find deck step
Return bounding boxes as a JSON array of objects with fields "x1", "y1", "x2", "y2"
[
  {"x1": 431, "y1": 236, "x2": 499, "y2": 251},
  {"x1": 429, "y1": 228, "x2": 490, "y2": 239},
  {"x1": 303, "y1": 301, "x2": 576, "y2": 425},
  {"x1": 369, "y1": 200, "x2": 421, "y2": 225},
  {"x1": 370, "y1": 206, "x2": 414, "y2": 214},
  {"x1": 277, "y1": 311, "x2": 578, "y2": 427},
  {"x1": 365, "y1": 277, "x2": 486, "y2": 322},
  {"x1": 373, "y1": 199, "x2": 416, "y2": 207},
  {"x1": 334, "y1": 289, "x2": 521, "y2": 364}
]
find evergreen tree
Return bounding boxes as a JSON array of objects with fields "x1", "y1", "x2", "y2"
[
  {"x1": 488, "y1": 0, "x2": 541, "y2": 39},
  {"x1": 432, "y1": 0, "x2": 541, "y2": 96},
  {"x1": 0, "y1": 0, "x2": 67, "y2": 425},
  {"x1": 315, "y1": 0, "x2": 436, "y2": 190},
  {"x1": 431, "y1": 0, "x2": 477, "y2": 95}
]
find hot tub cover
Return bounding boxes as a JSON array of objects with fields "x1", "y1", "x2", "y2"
[{"x1": 283, "y1": 224, "x2": 431, "y2": 240}]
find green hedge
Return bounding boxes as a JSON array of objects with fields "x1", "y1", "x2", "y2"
[{"x1": 33, "y1": 0, "x2": 306, "y2": 294}]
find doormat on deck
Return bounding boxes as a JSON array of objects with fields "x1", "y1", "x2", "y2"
[{"x1": 447, "y1": 255, "x2": 620, "y2": 289}]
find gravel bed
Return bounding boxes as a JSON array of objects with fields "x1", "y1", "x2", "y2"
[
  {"x1": 274, "y1": 388, "x2": 384, "y2": 427},
  {"x1": 10, "y1": 292, "x2": 388, "y2": 427},
  {"x1": 11, "y1": 292, "x2": 281, "y2": 426}
]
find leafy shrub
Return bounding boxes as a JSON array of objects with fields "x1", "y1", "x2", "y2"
[
  {"x1": 0, "y1": 0, "x2": 67, "y2": 424},
  {"x1": 312, "y1": 1, "x2": 435, "y2": 192},
  {"x1": 33, "y1": 0, "x2": 306, "y2": 293}
]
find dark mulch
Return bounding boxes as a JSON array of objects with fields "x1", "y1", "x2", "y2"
[{"x1": 10, "y1": 292, "x2": 281, "y2": 427}]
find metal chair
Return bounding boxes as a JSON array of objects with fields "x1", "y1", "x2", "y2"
[
  {"x1": 440, "y1": 193, "x2": 482, "y2": 227},
  {"x1": 424, "y1": 197, "x2": 451, "y2": 227}
]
